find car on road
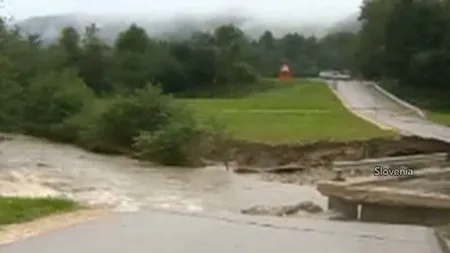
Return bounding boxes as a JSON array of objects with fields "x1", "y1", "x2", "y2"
[{"x1": 319, "y1": 70, "x2": 351, "y2": 80}]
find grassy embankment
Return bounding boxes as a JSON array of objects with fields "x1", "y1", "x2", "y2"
[
  {"x1": 182, "y1": 78, "x2": 394, "y2": 143},
  {"x1": 380, "y1": 82, "x2": 450, "y2": 125},
  {"x1": 0, "y1": 197, "x2": 79, "y2": 226}
]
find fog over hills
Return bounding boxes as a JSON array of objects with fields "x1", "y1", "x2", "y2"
[
  {"x1": 327, "y1": 13, "x2": 360, "y2": 33},
  {"x1": 13, "y1": 12, "x2": 360, "y2": 43}
]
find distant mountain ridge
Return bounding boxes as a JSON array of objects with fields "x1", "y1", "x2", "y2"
[
  {"x1": 327, "y1": 13, "x2": 360, "y2": 33},
  {"x1": 13, "y1": 12, "x2": 361, "y2": 43}
]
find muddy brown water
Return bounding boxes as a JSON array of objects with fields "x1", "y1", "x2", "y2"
[{"x1": 0, "y1": 134, "x2": 326, "y2": 214}]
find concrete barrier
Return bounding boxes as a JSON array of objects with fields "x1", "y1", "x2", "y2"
[
  {"x1": 333, "y1": 153, "x2": 448, "y2": 172},
  {"x1": 360, "y1": 203, "x2": 450, "y2": 226},
  {"x1": 317, "y1": 168, "x2": 450, "y2": 226},
  {"x1": 348, "y1": 167, "x2": 450, "y2": 186},
  {"x1": 318, "y1": 183, "x2": 450, "y2": 209},
  {"x1": 369, "y1": 82, "x2": 427, "y2": 118},
  {"x1": 327, "y1": 197, "x2": 358, "y2": 220},
  {"x1": 326, "y1": 82, "x2": 394, "y2": 131}
]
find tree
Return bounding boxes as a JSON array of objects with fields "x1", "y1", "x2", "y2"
[
  {"x1": 355, "y1": 0, "x2": 450, "y2": 103},
  {"x1": 80, "y1": 23, "x2": 112, "y2": 94},
  {"x1": 57, "y1": 26, "x2": 82, "y2": 70},
  {"x1": 318, "y1": 32, "x2": 357, "y2": 71},
  {"x1": 114, "y1": 23, "x2": 150, "y2": 53},
  {"x1": 111, "y1": 24, "x2": 155, "y2": 92}
]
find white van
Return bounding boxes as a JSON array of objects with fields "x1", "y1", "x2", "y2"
[{"x1": 319, "y1": 70, "x2": 350, "y2": 80}]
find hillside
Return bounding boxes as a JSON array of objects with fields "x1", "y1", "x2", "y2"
[
  {"x1": 326, "y1": 13, "x2": 360, "y2": 33},
  {"x1": 13, "y1": 13, "x2": 335, "y2": 43}
]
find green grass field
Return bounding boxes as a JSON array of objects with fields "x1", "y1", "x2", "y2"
[
  {"x1": 182, "y1": 79, "x2": 393, "y2": 143},
  {"x1": 427, "y1": 111, "x2": 450, "y2": 126},
  {"x1": 0, "y1": 197, "x2": 79, "y2": 225},
  {"x1": 379, "y1": 81, "x2": 450, "y2": 126}
]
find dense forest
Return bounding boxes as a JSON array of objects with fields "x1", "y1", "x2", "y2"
[
  {"x1": 357, "y1": 0, "x2": 450, "y2": 108},
  {"x1": 1, "y1": 0, "x2": 449, "y2": 165},
  {"x1": 2, "y1": 19, "x2": 358, "y2": 95}
]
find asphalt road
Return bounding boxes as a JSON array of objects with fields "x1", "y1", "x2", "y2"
[
  {"x1": 1, "y1": 210, "x2": 448, "y2": 253},
  {"x1": 335, "y1": 80, "x2": 450, "y2": 142}
]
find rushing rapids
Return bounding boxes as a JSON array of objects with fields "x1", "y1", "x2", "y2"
[{"x1": 0, "y1": 134, "x2": 326, "y2": 215}]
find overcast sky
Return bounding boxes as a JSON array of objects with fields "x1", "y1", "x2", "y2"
[{"x1": 3, "y1": 0, "x2": 362, "y2": 22}]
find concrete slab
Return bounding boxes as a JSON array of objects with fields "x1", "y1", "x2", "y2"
[
  {"x1": 319, "y1": 167, "x2": 450, "y2": 204},
  {"x1": 317, "y1": 168, "x2": 450, "y2": 226},
  {"x1": 0, "y1": 210, "x2": 448, "y2": 253}
]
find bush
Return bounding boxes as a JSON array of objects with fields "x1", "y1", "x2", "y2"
[
  {"x1": 408, "y1": 50, "x2": 450, "y2": 89},
  {"x1": 199, "y1": 117, "x2": 234, "y2": 168},
  {"x1": 50, "y1": 98, "x2": 101, "y2": 143},
  {"x1": 0, "y1": 73, "x2": 25, "y2": 131},
  {"x1": 133, "y1": 120, "x2": 200, "y2": 166},
  {"x1": 83, "y1": 85, "x2": 174, "y2": 147},
  {"x1": 0, "y1": 69, "x2": 94, "y2": 140},
  {"x1": 22, "y1": 70, "x2": 94, "y2": 139},
  {"x1": 132, "y1": 111, "x2": 233, "y2": 166},
  {"x1": 231, "y1": 62, "x2": 258, "y2": 83},
  {"x1": 77, "y1": 85, "x2": 206, "y2": 165},
  {"x1": 131, "y1": 97, "x2": 203, "y2": 165}
]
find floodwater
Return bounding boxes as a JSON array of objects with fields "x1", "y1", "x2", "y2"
[{"x1": 0, "y1": 134, "x2": 326, "y2": 214}]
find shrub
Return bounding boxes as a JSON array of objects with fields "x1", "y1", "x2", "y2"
[
  {"x1": 83, "y1": 85, "x2": 174, "y2": 147},
  {"x1": 133, "y1": 120, "x2": 200, "y2": 166},
  {"x1": 0, "y1": 69, "x2": 94, "y2": 140},
  {"x1": 132, "y1": 104, "x2": 236, "y2": 166},
  {"x1": 200, "y1": 117, "x2": 234, "y2": 167},
  {"x1": 78, "y1": 84, "x2": 206, "y2": 164},
  {"x1": 232, "y1": 62, "x2": 258, "y2": 83},
  {"x1": 24, "y1": 70, "x2": 94, "y2": 139},
  {"x1": 0, "y1": 73, "x2": 25, "y2": 131}
]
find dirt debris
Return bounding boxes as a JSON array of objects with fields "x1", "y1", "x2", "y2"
[
  {"x1": 241, "y1": 201, "x2": 324, "y2": 217},
  {"x1": 226, "y1": 136, "x2": 450, "y2": 185}
]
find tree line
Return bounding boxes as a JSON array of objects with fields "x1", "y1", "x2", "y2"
[
  {"x1": 2, "y1": 0, "x2": 448, "y2": 165},
  {"x1": 356, "y1": 0, "x2": 450, "y2": 107},
  {"x1": 0, "y1": 17, "x2": 357, "y2": 166},
  {"x1": 2, "y1": 20, "x2": 358, "y2": 95}
]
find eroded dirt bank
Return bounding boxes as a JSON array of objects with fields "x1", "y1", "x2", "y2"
[{"x1": 226, "y1": 136, "x2": 450, "y2": 184}]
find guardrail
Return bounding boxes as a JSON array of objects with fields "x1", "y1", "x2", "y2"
[
  {"x1": 368, "y1": 82, "x2": 427, "y2": 118},
  {"x1": 326, "y1": 81, "x2": 395, "y2": 131},
  {"x1": 333, "y1": 152, "x2": 448, "y2": 172}
]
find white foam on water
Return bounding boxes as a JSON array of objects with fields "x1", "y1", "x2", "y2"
[
  {"x1": 0, "y1": 179, "x2": 61, "y2": 198},
  {"x1": 185, "y1": 203, "x2": 204, "y2": 212},
  {"x1": 0, "y1": 134, "x2": 327, "y2": 218}
]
